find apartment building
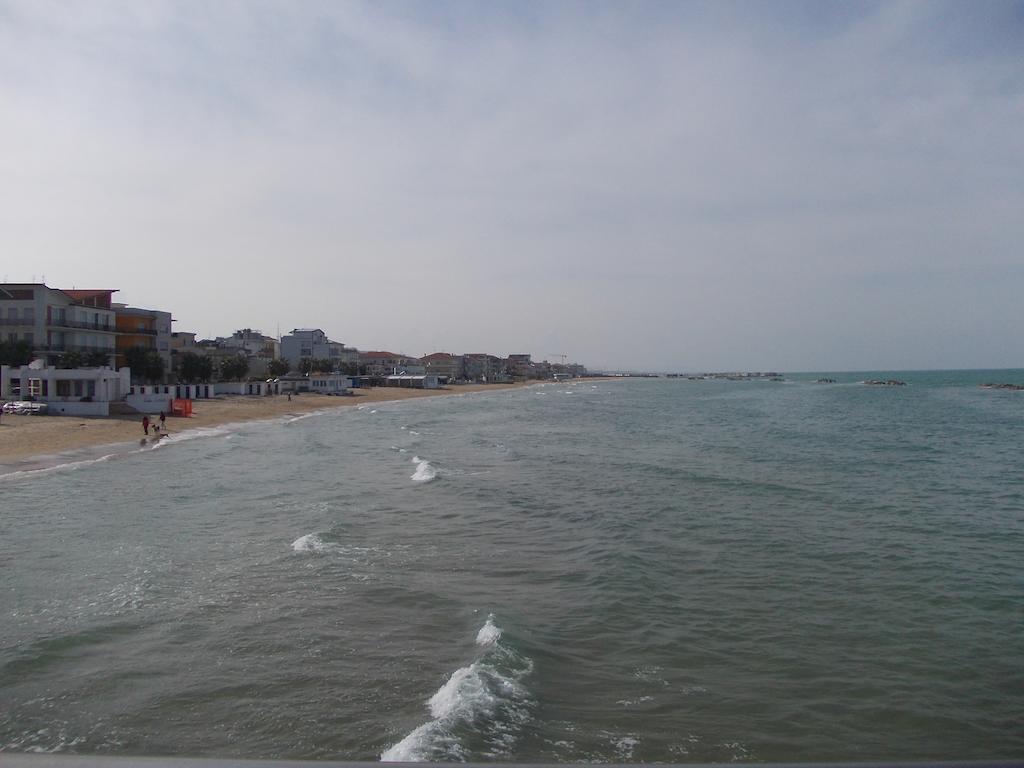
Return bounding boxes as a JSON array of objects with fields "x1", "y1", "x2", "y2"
[
  {"x1": 0, "y1": 283, "x2": 118, "y2": 366},
  {"x1": 463, "y1": 353, "x2": 502, "y2": 382},
  {"x1": 113, "y1": 303, "x2": 173, "y2": 375},
  {"x1": 419, "y1": 352, "x2": 464, "y2": 381},
  {"x1": 359, "y1": 351, "x2": 423, "y2": 376},
  {"x1": 280, "y1": 328, "x2": 358, "y2": 370},
  {"x1": 505, "y1": 354, "x2": 533, "y2": 380}
]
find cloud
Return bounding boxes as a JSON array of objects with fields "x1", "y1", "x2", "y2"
[{"x1": 1, "y1": 0, "x2": 1021, "y2": 369}]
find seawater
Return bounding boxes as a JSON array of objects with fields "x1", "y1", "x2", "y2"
[{"x1": 1, "y1": 372, "x2": 1022, "y2": 762}]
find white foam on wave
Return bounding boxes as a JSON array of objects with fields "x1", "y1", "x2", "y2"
[
  {"x1": 292, "y1": 533, "x2": 328, "y2": 553},
  {"x1": 1, "y1": 452, "x2": 117, "y2": 479},
  {"x1": 155, "y1": 425, "x2": 233, "y2": 444},
  {"x1": 475, "y1": 614, "x2": 502, "y2": 646},
  {"x1": 1, "y1": 423, "x2": 237, "y2": 478},
  {"x1": 381, "y1": 615, "x2": 533, "y2": 763},
  {"x1": 285, "y1": 412, "x2": 315, "y2": 424},
  {"x1": 410, "y1": 455, "x2": 437, "y2": 483}
]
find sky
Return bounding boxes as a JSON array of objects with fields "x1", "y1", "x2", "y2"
[{"x1": 1, "y1": 0, "x2": 1022, "y2": 372}]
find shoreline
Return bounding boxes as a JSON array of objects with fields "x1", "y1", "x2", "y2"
[
  {"x1": 0, "y1": 379, "x2": 611, "y2": 474},
  {"x1": 0, "y1": 382, "x2": 528, "y2": 473}
]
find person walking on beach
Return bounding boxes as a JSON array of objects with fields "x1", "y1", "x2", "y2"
[
  {"x1": 159, "y1": 410, "x2": 166, "y2": 432},
  {"x1": 142, "y1": 415, "x2": 150, "y2": 435}
]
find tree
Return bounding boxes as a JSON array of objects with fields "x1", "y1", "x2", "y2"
[
  {"x1": 122, "y1": 346, "x2": 150, "y2": 380},
  {"x1": 83, "y1": 350, "x2": 111, "y2": 367},
  {"x1": 219, "y1": 356, "x2": 250, "y2": 382},
  {"x1": 268, "y1": 358, "x2": 290, "y2": 377},
  {"x1": 298, "y1": 357, "x2": 313, "y2": 375},
  {"x1": 144, "y1": 350, "x2": 166, "y2": 383},
  {"x1": 0, "y1": 339, "x2": 33, "y2": 367},
  {"x1": 179, "y1": 351, "x2": 214, "y2": 383},
  {"x1": 121, "y1": 346, "x2": 165, "y2": 383},
  {"x1": 57, "y1": 351, "x2": 83, "y2": 369},
  {"x1": 312, "y1": 358, "x2": 334, "y2": 373}
]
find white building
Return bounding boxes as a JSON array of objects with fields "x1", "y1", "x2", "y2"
[
  {"x1": 1, "y1": 284, "x2": 118, "y2": 366},
  {"x1": 280, "y1": 328, "x2": 358, "y2": 370},
  {"x1": 1, "y1": 360, "x2": 131, "y2": 416},
  {"x1": 385, "y1": 374, "x2": 440, "y2": 389},
  {"x1": 215, "y1": 328, "x2": 280, "y2": 359},
  {"x1": 309, "y1": 373, "x2": 353, "y2": 394}
]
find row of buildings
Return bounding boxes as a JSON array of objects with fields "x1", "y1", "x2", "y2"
[
  {"x1": 0, "y1": 284, "x2": 172, "y2": 372},
  {"x1": 181, "y1": 327, "x2": 587, "y2": 383},
  {"x1": 1, "y1": 282, "x2": 587, "y2": 390}
]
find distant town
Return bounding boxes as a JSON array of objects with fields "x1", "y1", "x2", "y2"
[{"x1": 0, "y1": 283, "x2": 589, "y2": 416}]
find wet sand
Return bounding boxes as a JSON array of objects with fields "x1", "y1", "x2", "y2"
[{"x1": 0, "y1": 383, "x2": 529, "y2": 471}]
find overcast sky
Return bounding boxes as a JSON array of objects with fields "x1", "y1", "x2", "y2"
[{"x1": 1, "y1": 1, "x2": 1021, "y2": 371}]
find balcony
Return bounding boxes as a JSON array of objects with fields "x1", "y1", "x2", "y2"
[
  {"x1": 118, "y1": 327, "x2": 159, "y2": 336},
  {"x1": 0, "y1": 317, "x2": 33, "y2": 326},
  {"x1": 36, "y1": 343, "x2": 116, "y2": 354},
  {"x1": 47, "y1": 317, "x2": 116, "y2": 332}
]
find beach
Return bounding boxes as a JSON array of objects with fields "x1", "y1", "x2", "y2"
[{"x1": 0, "y1": 382, "x2": 528, "y2": 470}]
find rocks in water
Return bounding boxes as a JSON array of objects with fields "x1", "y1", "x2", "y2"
[
  {"x1": 863, "y1": 379, "x2": 906, "y2": 386},
  {"x1": 979, "y1": 383, "x2": 1024, "y2": 391},
  {"x1": 815, "y1": 378, "x2": 836, "y2": 384}
]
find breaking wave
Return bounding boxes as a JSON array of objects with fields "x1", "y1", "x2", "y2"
[
  {"x1": 411, "y1": 456, "x2": 437, "y2": 483},
  {"x1": 381, "y1": 615, "x2": 533, "y2": 762},
  {"x1": 291, "y1": 532, "x2": 336, "y2": 553}
]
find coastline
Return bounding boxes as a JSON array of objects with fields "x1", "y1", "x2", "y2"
[{"x1": 0, "y1": 381, "x2": 539, "y2": 474}]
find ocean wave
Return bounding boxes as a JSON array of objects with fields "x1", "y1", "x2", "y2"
[
  {"x1": 381, "y1": 615, "x2": 533, "y2": 762},
  {"x1": 475, "y1": 615, "x2": 502, "y2": 646},
  {"x1": 291, "y1": 532, "x2": 341, "y2": 554},
  {"x1": 411, "y1": 456, "x2": 437, "y2": 483},
  {"x1": 0, "y1": 452, "x2": 117, "y2": 478},
  {"x1": 153, "y1": 425, "x2": 233, "y2": 445}
]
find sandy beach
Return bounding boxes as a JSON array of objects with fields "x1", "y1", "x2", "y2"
[{"x1": 0, "y1": 382, "x2": 532, "y2": 472}]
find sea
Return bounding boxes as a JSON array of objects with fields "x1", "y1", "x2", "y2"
[{"x1": 1, "y1": 370, "x2": 1022, "y2": 763}]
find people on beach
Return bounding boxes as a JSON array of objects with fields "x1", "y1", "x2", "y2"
[
  {"x1": 159, "y1": 411, "x2": 166, "y2": 432},
  {"x1": 142, "y1": 415, "x2": 150, "y2": 435}
]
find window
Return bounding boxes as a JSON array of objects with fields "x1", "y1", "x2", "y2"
[
  {"x1": 56, "y1": 380, "x2": 71, "y2": 397},
  {"x1": 23, "y1": 307, "x2": 34, "y2": 321},
  {"x1": 23, "y1": 332, "x2": 33, "y2": 344}
]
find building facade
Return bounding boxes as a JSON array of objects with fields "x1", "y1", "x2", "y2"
[
  {"x1": 419, "y1": 352, "x2": 464, "y2": 381},
  {"x1": 359, "y1": 351, "x2": 423, "y2": 376},
  {"x1": 1, "y1": 360, "x2": 131, "y2": 416},
  {"x1": 113, "y1": 303, "x2": 173, "y2": 377},
  {"x1": 463, "y1": 353, "x2": 502, "y2": 382},
  {"x1": 0, "y1": 284, "x2": 118, "y2": 366},
  {"x1": 280, "y1": 328, "x2": 358, "y2": 371},
  {"x1": 504, "y1": 354, "x2": 533, "y2": 380}
]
